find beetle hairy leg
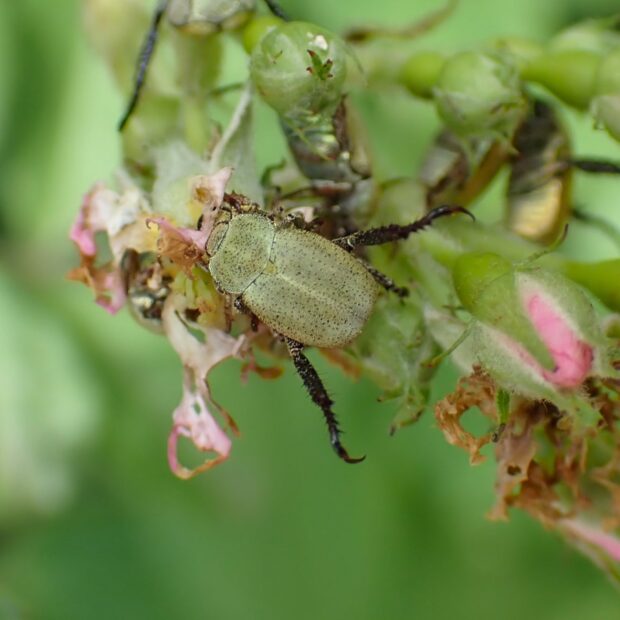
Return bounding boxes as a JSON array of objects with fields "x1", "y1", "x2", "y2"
[
  {"x1": 118, "y1": 0, "x2": 169, "y2": 131},
  {"x1": 332, "y1": 204, "x2": 474, "y2": 250},
  {"x1": 358, "y1": 261, "x2": 409, "y2": 297},
  {"x1": 285, "y1": 338, "x2": 365, "y2": 464}
]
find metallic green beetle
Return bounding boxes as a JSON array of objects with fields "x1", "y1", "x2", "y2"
[{"x1": 202, "y1": 193, "x2": 470, "y2": 463}]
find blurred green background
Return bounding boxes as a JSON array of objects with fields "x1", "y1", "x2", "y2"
[{"x1": 2, "y1": 0, "x2": 620, "y2": 618}]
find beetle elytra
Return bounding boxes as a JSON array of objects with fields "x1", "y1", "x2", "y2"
[{"x1": 202, "y1": 193, "x2": 472, "y2": 462}]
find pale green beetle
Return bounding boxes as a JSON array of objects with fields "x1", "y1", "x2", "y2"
[{"x1": 203, "y1": 193, "x2": 471, "y2": 463}]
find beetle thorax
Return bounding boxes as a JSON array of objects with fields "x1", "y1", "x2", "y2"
[{"x1": 207, "y1": 213, "x2": 276, "y2": 295}]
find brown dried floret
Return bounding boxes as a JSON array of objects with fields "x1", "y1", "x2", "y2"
[{"x1": 434, "y1": 366, "x2": 498, "y2": 464}]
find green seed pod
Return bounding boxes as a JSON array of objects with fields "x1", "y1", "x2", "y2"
[
  {"x1": 250, "y1": 21, "x2": 351, "y2": 119},
  {"x1": 398, "y1": 51, "x2": 446, "y2": 99},
  {"x1": 433, "y1": 51, "x2": 526, "y2": 141},
  {"x1": 521, "y1": 50, "x2": 601, "y2": 110},
  {"x1": 591, "y1": 48, "x2": 620, "y2": 141}
]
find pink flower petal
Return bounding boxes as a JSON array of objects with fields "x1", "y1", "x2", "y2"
[
  {"x1": 94, "y1": 270, "x2": 127, "y2": 314},
  {"x1": 561, "y1": 519, "x2": 620, "y2": 563},
  {"x1": 69, "y1": 185, "x2": 105, "y2": 256},
  {"x1": 167, "y1": 375, "x2": 232, "y2": 480},
  {"x1": 162, "y1": 294, "x2": 244, "y2": 479},
  {"x1": 69, "y1": 182, "x2": 155, "y2": 314},
  {"x1": 524, "y1": 293, "x2": 593, "y2": 388}
]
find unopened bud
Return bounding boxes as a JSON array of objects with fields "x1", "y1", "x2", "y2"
[
  {"x1": 453, "y1": 253, "x2": 610, "y2": 410},
  {"x1": 399, "y1": 51, "x2": 446, "y2": 99},
  {"x1": 550, "y1": 14, "x2": 620, "y2": 55},
  {"x1": 433, "y1": 51, "x2": 526, "y2": 141},
  {"x1": 250, "y1": 21, "x2": 352, "y2": 119},
  {"x1": 521, "y1": 49, "x2": 601, "y2": 110}
]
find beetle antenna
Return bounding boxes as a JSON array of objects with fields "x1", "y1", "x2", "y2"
[
  {"x1": 332, "y1": 205, "x2": 474, "y2": 250},
  {"x1": 118, "y1": 0, "x2": 169, "y2": 131},
  {"x1": 285, "y1": 338, "x2": 365, "y2": 464}
]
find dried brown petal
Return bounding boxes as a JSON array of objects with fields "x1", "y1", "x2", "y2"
[{"x1": 434, "y1": 367, "x2": 498, "y2": 465}]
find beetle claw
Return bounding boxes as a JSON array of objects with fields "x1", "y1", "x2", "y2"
[
  {"x1": 330, "y1": 433, "x2": 366, "y2": 464},
  {"x1": 339, "y1": 450, "x2": 366, "y2": 464},
  {"x1": 431, "y1": 204, "x2": 476, "y2": 222}
]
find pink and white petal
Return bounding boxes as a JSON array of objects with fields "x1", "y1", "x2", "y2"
[
  {"x1": 69, "y1": 184, "x2": 108, "y2": 256},
  {"x1": 94, "y1": 269, "x2": 128, "y2": 314},
  {"x1": 167, "y1": 377, "x2": 232, "y2": 480},
  {"x1": 191, "y1": 167, "x2": 233, "y2": 212},
  {"x1": 524, "y1": 293, "x2": 593, "y2": 388},
  {"x1": 162, "y1": 295, "x2": 245, "y2": 478}
]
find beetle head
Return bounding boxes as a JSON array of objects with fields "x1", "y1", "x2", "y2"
[
  {"x1": 202, "y1": 192, "x2": 255, "y2": 258},
  {"x1": 205, "y1": 207, "x2": 232, "y2": 257}
]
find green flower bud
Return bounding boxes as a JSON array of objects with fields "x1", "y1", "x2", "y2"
[
  {"x1": 591, "y1": 49, "x2": 620, "y2": 141},
  {"x1": 453, "y1": 253, "x2": 555, "y2": 370},
  {"x1": 167, "y1": 0, "x2": 254, "y2": 34},
  {"x1": 432, "y1": 51, "x2": 526, "y2": 141},
  {"x1": 250, "y1": 21, "x2": 352, "y2": 119},
  {"x1": 489, "y1": 37, "x2": 545, "y2": 69},
  {"x1": 398, "y1": 51, "x2": 446, "y2": 99},
  {"x1": 241, "y1": 15, "x2": 283, "y2": 53},
  {"x1": 550, "y1": 14, "x2": 620, "y2": 55},
  {"x1": 452, "y1": 253, "x2": 613, "y2": 428},
  {"x1": 521, "y1": 50, "x2": 601, "y2": 109}
]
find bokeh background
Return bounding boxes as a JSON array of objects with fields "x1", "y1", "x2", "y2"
[{"x1": 2, "y1": 0, "x2": 620, "y2": 618}]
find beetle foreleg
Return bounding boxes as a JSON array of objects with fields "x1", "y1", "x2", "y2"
[
  {"x1": 118, "y1": 0, "x2": 169, "y2": 131},
  {"x1": 285, "y1": 338, "x2": 365, "y2": 464},
  {"x1": 332, "y1": 205, "x2": 474, "y2": 250}
]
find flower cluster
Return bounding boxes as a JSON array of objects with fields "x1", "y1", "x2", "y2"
[{"x1": 73, "y1": 0, "x2": 620, "y2": 578}]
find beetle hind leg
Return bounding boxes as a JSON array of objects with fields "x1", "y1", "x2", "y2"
[
  {"x1": 285, "y1": 338, "x2": 365, "y2": 464},
  {"x1": 332, "y1": 204, "x2": 474, "y2": 250},
  {"x1": 360, "y1": 261, "x2": 409, "y2": 297}
]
